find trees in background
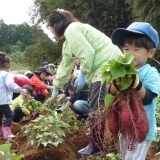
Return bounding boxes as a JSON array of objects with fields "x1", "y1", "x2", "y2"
[
  {"x1": 29, "y1": 0, "x2": 132, "y2": 37},
  {"x1": 0, "y1": 20, "x2": 35, "y2": 53},
  {"x1": 126, "y1": 0, "x2": 160, "y2": 30},
  {"x1": 0, "y1": 19, "x2": 59, "y2": 69},
  {"x1": 22, "y1": 39, "x2": 64, "y2": 70},
  {"x1": 125, "y1": 0, "x2": 160, "y2": 70},
  {"x1": 23, "y1": 0, "x2": 132, "y2": 69},
  {"x1": 1, "y1": 0, "x2": 160, "y2": 70}
]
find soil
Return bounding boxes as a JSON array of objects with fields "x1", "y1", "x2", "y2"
[
  {"x1": 16, "y1": 127, "x2": 89, "y2": 160},
  {"x1": 0, "y1": 124, "x2": 89, "y2": 160},
  {"x1": 0, "y1": 120, "x2": 160, "y2": 160}
]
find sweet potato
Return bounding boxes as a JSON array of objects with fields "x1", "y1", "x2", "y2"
[
  {"x1": 119, "y1": 100, "x2": 132, "y2": 130},
  {"x1": 130, "y1": 99, "x2": 149, "y2": 142},
  {"x1": 108, "y1": 109, "x2": 119, "y2": 142},
  {"x1": 108, "y1": 89, "x2": 149, "y2": 143}
]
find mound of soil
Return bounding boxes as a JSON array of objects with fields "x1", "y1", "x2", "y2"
[
  {"x1": 18, "y1": 126, "x2": 89, "y2": 160},
  {"x1": 0, "y1": 124, "x2": 89, "y2": 160},
  {"x1": 0, "y1": 120, "x2": 160, "y2": 160}
]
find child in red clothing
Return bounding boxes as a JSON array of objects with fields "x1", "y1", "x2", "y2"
[{"x1": 30, "y1": 67, "x2": 54, "y2": 101}]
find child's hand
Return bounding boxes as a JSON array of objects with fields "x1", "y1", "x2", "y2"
[
  {"x1": 130, "y1": 74, "x2": 142, "y2": 91},
  {"x1": 112, "y1": 77, "x2": 121, "y2": 91},
  {"x1": 113, "y1": 74, "x2": 141, "y2": 91}
]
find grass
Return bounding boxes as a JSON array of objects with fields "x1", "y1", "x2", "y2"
[
  {"x1": 9, "y1": 60, "x2": 30, "y2": 75},
  {"x1": 8, "y1": 53, "x2": 30, "y2": 74},
  {"x1": 10, "y1": 62, "x2": 29, "y2": 71}
]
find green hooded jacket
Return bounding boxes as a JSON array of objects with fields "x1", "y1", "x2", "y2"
[{"x1": 53, "y1": 22, "x2": 123, "y2": 88}]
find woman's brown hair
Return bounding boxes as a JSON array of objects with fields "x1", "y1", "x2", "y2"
[{"x1": 47, "y1": 9, "x2": 79, "y2": 38}]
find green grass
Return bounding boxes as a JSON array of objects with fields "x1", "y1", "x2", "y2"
[
  {"x1": 8, "y1": 53, "x2": 29, "y2": 72},
  {"x1": 10, "y1": 62, "x2": 29, "y2": 70}
]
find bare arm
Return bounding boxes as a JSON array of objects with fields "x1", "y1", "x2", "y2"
[{"x1": 58, "y1": 93, "x2": 67, "y2": 102}]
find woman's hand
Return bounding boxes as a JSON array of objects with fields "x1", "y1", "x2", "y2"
[
  {"x1": 75, "y1": 73, "x2": 86, "y2": 90},
  {"x1": 51, "y1": 88, "x2": 59, "y2": 99}
]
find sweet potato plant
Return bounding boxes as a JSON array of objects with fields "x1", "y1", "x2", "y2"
[
  {"x1": 0, "y1": 143, "x2": 23, "y2": 160},
  {"x1": 20, "y1": 98, "x2": 80, "y2": 149}
]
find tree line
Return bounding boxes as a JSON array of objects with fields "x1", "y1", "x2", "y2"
[{"x1": 0, "y1": 0, "x2": 160, "y2": 70}]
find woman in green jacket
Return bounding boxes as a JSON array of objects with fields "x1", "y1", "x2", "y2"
[{"x1": 47, "y1": 8, "x2": 123, "y2": 156}]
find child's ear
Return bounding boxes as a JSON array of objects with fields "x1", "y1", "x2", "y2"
[{"x1": 148, "y1": 48, "x2": 156, "y2": 58}]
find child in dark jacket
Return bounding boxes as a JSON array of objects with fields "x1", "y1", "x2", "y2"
[{"x1": 57, "y1": 70, "x2": 90, "y2": 120}]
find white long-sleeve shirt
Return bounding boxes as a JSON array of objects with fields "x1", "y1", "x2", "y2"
[{"x1": 0, "y1": 70, "x2": 21, "y2": 105}]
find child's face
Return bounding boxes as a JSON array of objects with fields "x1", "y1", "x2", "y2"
[
  {"x1": 22, "y1": 92, "x2": 33, "y2": 99},
  {"x1": 26, "y1": 93, "x2": 32, "y2": 99},
  {"x1": 40, "y1": 72, "x2": 47, "y2": 80},
  {"x1": 123, "y1": 42, "x2": 155, "y2": 69}
]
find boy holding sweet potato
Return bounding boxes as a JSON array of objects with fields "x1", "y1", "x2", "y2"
[{"x1": 109, "y1": 22, "x2": 160, "y2": 160}]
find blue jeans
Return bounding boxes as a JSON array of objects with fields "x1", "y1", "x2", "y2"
[{"x1": 63, "y1": 98, "x2": 90, "y2": 115}]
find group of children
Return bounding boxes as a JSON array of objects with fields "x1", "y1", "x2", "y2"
[{"x1": 0, "y1": 58, "x2": 60, "y2": 139}]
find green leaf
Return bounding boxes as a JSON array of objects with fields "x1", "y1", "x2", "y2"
[
  {"x1": 111, "y1": 153, "x2": 122, "y2": 160},
  {"x1": 101, "y1": 64, "x2": 111, "y2": 73},
  {"x1": 117, "y1": 55, "x2": 125, "y2": 63},
  {"x1": 0, "y1": 144, "x2": 23, "y2": 160},
  {"x1": 22, "y1": 99, "x2": 28, "y2": 106},
  {"x1": 101, "y1": 71, "x2": 111, "y2": 83},
  {"x1": 126, "y1": 61, "x2": 137, "y2": 74},
  {"x1": 104, "y1": 94, "x2": 115, "y2": 106},
  {"x1": 106, "y1": 74, "x2": 112, "y2": 84},
  {"x1": 121, "y1": 76, "x2": 132, "y2": 90},
  {"x1": 41, "y1": 141, "x2": 49, "y2": 147},
  {"x1": 11, "y1": 154, "x2": 23, "y2": 160},
  {"x1": 106, "y1": 152, "x2": 115, "y2": 158},
  {"x1": 0, "y1": 143, "x2": 11, "y2": 152},
  {"x1": 36, "y1": 133, "x2": 43, "y2": 139},
  {"x1": 51, "y1": 138, "x2": 63, "y2": 147},
  {"x1": 4, "y1": 151, "x2": 12, "y2": 160},
  {"x1": 61, "y1": 123, "x2": 71, "y2": 129},
  {"x1": 110, "y1": 62, "x2": 126, "y2": 80},
  {"x1": 118, "y1": 54, "x2": 134, "y2": 65},
  {"x1": 107, "y1": 59, "x2": 115, "y2": 66}
]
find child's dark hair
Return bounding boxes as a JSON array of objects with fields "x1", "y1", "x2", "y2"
[
  {"x1": 35, "y1": 72, "x2": 41, "y2": 77},
  {"x1": 47, "y1": 9, "x2": 79, "y2": 38},
  {"x1": 26, "y1": 73, "x2": 33, "y2": 79},
  {"x1": 0, "y1": 52, "x2": 10, "y2": 69},
  {"x1": 22, "y1": 85, "x2": 33, "y2": 95},
  {"x1": 123, "y1": 32, "x2": 154, "y2": 51}
]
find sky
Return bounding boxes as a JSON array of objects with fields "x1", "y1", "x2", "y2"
[{"x1": 0, "y1": 0, "x2": 53, "y2": 39}]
